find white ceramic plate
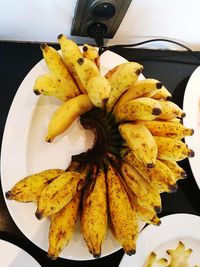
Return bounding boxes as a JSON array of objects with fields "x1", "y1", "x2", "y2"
[
  {"x1": 0, "y1": 239, "x2": 40, "y2": 267},
  {"x1": 183, "y1": 66, "x2": 200, "y2": 189},
  {"x1": 1, "y1": 50, "x2": 145, "y2": 260},
  {"x1": 119, "y1": 213, "x2": 200, "y2": 267}
]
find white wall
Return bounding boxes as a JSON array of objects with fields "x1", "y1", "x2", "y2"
[{"x1": 0, "y1": 0, "x2": 200, "y2": 50}]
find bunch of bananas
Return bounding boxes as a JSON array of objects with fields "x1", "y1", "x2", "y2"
[{"x1": 6, "y1": 34, "x2": 194, "y2": 260}]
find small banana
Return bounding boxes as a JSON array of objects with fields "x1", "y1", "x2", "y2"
[
  {"x1": 154, "y1": 136, "x2": 194, "y2": 161},
  {"x1": 124, "y1": 151, "x2": 177, "y2": 193},
  {"x1": 143, "y1": 86, "x2": 172, "y2": 100},
  {"x1": 40, "y1": 43, "x2": 80, "y2": 95},
  {"x1": 82, "y1": 44, "x2": 100, "y2": 69},
  {"x1": 81, "y1": 168, "x2": 107, "y2": 258},
  {"x1": 137, "y1": 120, "x2": 194, "y2": 139},
  {"x1": 161, "y1": 159, "x2": 187, "y2": 181},
  {"x1": 114, "y1": 78, "x2": 163, "y2": 112},
  {"x1": 48, "y1": 191, "x2": 81, "y2": 260},
  {"x1": 107, "y1": 163, "x2": 138, "y2": 255},
  {"x1": 119, "y1": 123, "x2": 158, "y2": 168},
  {"x1": 57, "y1": 34, "x2": 85, "y2": 93},
  {"x1": 74, "y1": 57, "x2": 100, "y2": 90},
  {"x1": 157, "y1": 100, "x2": 186, "y2": 120},
  {"x1": 33, "y1": 74, "x2": 77, "y2": 101},
  {"x1": 86, "y1": 76, "x2": 111, "y2": 108},
  {"x1": 106, "y1": 62, "x2": 143, "y2": 111},
  {"x1": 5, "y1": 169, "x2": 65, "y2": 203},
  {"x1": 115, "y1": 97, "x2": 162, "y2": 122},
  {"x1": 46, "y1": 94, "x2": 94, "y2": 142},
  {"x1": 35, "y1": 170, "x2": 85, "y2": 219},
  {"x1": 121, "y1": 161, "x2": 162, "y2": 211}
]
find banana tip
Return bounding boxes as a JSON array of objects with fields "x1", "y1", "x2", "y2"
[
  {"x1": 147, "y1": 163, "x2": 155, "y2": 169},
  {"x1": 5, "y1": 191, "x2": 12, "y2": 199},
  {"x1": 47, "y1": 253, "x2": 57, "y2": 261},
  {"x1": 154, "y1": 206, "x2": 162, "y2": 213},
  {"x1": 93, "y1": 253, "x2": 101, "y2": 259},
  {"x1": 45, "y1": 136, "x2": 53, "y2": 143},
  {"x1": 33, "y1": 89, "x2": 41, "y2": 95},
  {"x1": 126, "y1": 249, "x2": 136, "y2": 256},
  {"x1": 57, "y1": 33, "x2": 63, "y2": 40},
  {"x1": 169, "y1": 183, "x2": 178, "y2": 193},
  {"x1": 35, "y1": 210, "x2": 43, "y2": 220},
  {"x1": 40, "y1": 43, "x2": 47, "y2": 50}
]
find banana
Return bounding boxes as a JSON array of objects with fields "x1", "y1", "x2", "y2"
[
  {"x1": 121, "y1": 161, "x2": 162, "y2": 211},
  {"x1": 74, "y1": 57, "x2": 100, "y2": 89},
  {"x1": 57, "y1": 34, "x2": 85, "y2": 93},
  {"x1": 40, "y1": 43, "x2": 80, "y2": 95},
  {"x1": 46, "y1": 94, "x2": 94, "y2": 142},
  {"x1": 35, "y1": 170, "x2": 85, "y2": 219},
  {"x1": 33, "y1": 74, "x2": 77, "y2": 101},
  {"x1": 115, "y1": 97, "x2": 162, "y2": 122},
  {"x1": 114, "y1": 78, "x2": 163, "y2": 112},
  {"x1": 137, "y1": 120, "x2": 194, "y2": 139},
  {"x1": 157, "y1": 100, "x2": 186, "y2": 120},
  {"x1": 124, "y1": 151, "x2": 177, "y2": 193},
  {"x1": 81, "y1": 168, "x2": 107, "y2": 258},
  {"x1": 106, "y1": 62, "x2": 143, "y2": 111},
  {"x1": 154, "y1": 136, "x2": 194, "y2": 161},
  {"x1": 161, "y1": 159, "x2": 187, "y2": 181},
  {"x1": 106, "y1": 163, "x2": 138, "y2": 255},
  {"x1": 48, "y1": 191, "x2": 81, "y2": 260},
  {"x1": 143, "y1": 86, "x2": 172, "y2": 100},
  {"x1": 86, "y1": 76, "x2": 111, "y2": 108},
  {"x1": 119, "y1": 123, "x2": 158, "y2": 168},
  {"x1": 82, "y1": 44, "x2": 100, "y2": 69},
  {"x1": 5, "y1": 169, "x2": 65, "y2": 203}
]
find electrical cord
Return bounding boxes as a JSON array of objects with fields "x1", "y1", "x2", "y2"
[{"x1": 96, "y1": 38, "x2": 200, "y2": 63}]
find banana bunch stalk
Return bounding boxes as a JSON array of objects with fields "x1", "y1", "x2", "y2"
[{"x1": 6, "y1": 34, "x2": 195, "y2": 259}]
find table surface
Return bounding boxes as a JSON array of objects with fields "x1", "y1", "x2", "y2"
[{"x1": 1, "y1": 41, "x2": 200, "y2": 267}]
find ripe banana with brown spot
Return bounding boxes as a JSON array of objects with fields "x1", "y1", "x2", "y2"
[
  {"x1": 121, "y1": 161, "x2": 162, "y2": 211},
  {"x1": 137, "y1": 120, "x2": 194, "y2": 139},
  {"x1": 143, "y1": 86, "x2": 172, "y2": 100},
  {"x1": 82, "y1": 44, "x2": 100, "y2": 69},
  {"x1": 5, "y1": 169, "x2": 65, "y2": 203},
  {"x1": 81, "y1": 168, "x2": 107, "y2": 258},
  {"x1": 86, "y1": 76, "x2": 111, "y2": 108},
  {"x1": 115, "y1": 97, "x2": 162, "y2": 122},
  {"x1": 40, "y1": 43, "x2": 80, "y2": 95},
  {"x1": 74, "y1": 57, "x2": 100, "y2": 90},
  {"x1": 161, "y1": 160, "x2": 187, "y2": 181},
  {"x1": 119, "y1": 123, "x2": 158, "y2": 168},
  {"x1": 106, "y1": 163, "x2": 138, "y2": 255},
  {"x1": 114, "y1": 78, "x2": 163, "y2": 112},
  {"x1": 48, "y1": 191, "x2": 81, "y2": 260},
  {"x1": 157, "y1": 100, "x2": 186, "y2": 120},
  {"x1": 106, "y1": 62, "x2": 143, "y2": 111},
  {"x1": 46, "y1": 94, "x2": 94, "y2": 142},
  {"x1": 57, "y1": 34, "x2": 85, "y2": 93},
  {"x1": 33, "y1": 74, "x2": 77, "y2": 101},
  {"x1": 154, "y1": 136, "x2": 194, "y2": 161},
  {"x1": 35, "y1": 170, "x2": 86, "y2": 219},
  {"x1": 124, "y1": 151, "x2": 177, "y2": 193}
]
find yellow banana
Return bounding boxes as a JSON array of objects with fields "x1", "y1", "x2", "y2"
[
  {"x1": 137, "y1": 120, "x2": 194, "y2": 139},
  {"x1": 74, "y1": 57, "x2": 100, "y2": 90},
  {"x1": 57, "y1": 34, "x2": 85, "y2": 93},
  {"x1": 106, "y1": 62, "x2": 143, "y2": 111},
  {"x1": 82, "y1": 44, "x2": 100, "y2": 69},
  {"x1": 119, "y1": 123, "x2": 157, "y2": 168},
  {"x1": 81, "y1": 168, "x2": 107, "y2": 258},
  {"x1": 121, "y1": 161, "x2": 161, "y2": 211},
  {"x1": 46, "y1": 94, "x2": 94, "y2": 142},
  {"x1": 33, "y1": 74, "x2": 77, "y2": 101},
  {"x1": 40, "y1": 43, "x2": 80, "y2": 95},
  {"x1": 157, "y1": 100, "x2": 186, "y2": 120},
  {"x1": 154, "y1": 136, "x2": 194, "y2": 161},
  {"x1": 114, "y1": 78, "x2": 163, "y2": 112},
  {"x1": 143, "y1": 86, "x2": 172, "y2": 100},
  {"x1": 115, "y1": 97, "x2": 162, "y2": 122},
  {"x1": 107, "y1": 163, "x2": 138, "y2": 255},
  {"x1": 35, "y1": 170, "x2": 85, "y2": 219},
  {"x1": 161, "y1": 159, "x2": 187, "y2": 181},
  {"x1": 48, "y1": 191, "x2": 81, "y2": 260},
  {"x1": 124, "y1": 151, "x2": 177, "y2": 193},
  {"x1": 86, "y1": 76, "x2": 111, "y2": 108},
  {"x1": 5, "y1": 169, "x2": 65, "y2": 203}
]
